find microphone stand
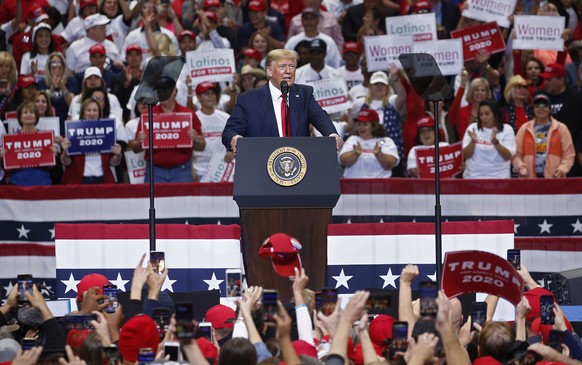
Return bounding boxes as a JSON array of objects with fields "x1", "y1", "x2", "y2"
[
  {"x1": 429, "y1": 96, "x2": 443, "y2": 286},
  {"x1": 140, "y1": 97, "x2": 159, "y2": 252}
]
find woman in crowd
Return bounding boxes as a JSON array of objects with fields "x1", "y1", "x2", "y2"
[
  {"x1": 248, "y1": 31, "x2": 271, "y2": 67},
  {"x1": 39, "y1": 52, "x2": 78, "y2": 125},
  {"x1": 502, "y1": 75, "x2": 533, "y2": 133},
  {"x1": 513, "y1": 93, "x2": 575, "y2": 178},
  {"x1": 0, "y1": 52, "x2": 18, "y2": 119},
  {"x1": 407, "y1": 116, "x2": 449, "y2": 178},
  {"x1": 462, "y1": 98, "x2": 516, "y2": 179},
  {"x1": 448, "y1": 74, "x2": 492, "y2": 141},
  {"x1": 339, "y1": 109, "x2": 399, "y2": 178},
  {"x1": 100, "y1": 0, "x2": 132, "y2": 50},
  {"x1": 35, "y1": 91, "x2": 56, "y2": 118},
  {"x1": 20, "y1": 23, "x2": 56, "y2": 82},
  {"x1": 523, "y1": 57, "x2": 546, "y2": 98},
  {"x1": 0, "y1": 102, "x2": 56, "y2": 186},
  {"x1": 60, "y1": 99, "x2": 122, "y2": 184}
]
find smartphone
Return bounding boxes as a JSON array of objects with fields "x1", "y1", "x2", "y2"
[
  {"x1": 547, "y1": 329, "x2": 564, "y2": 352},
  {"x1": 197, "y1": 321, "x2": 213, "y2": 342},
  {"x1": 507, "y1": 249, "x2": 521, "y2": 270},
  {"x1": 321, "y1": 288, "x2": 338, "y2": 316},
  {"x1": 103, "y1": 345, "x2": 121, "y2": 365},
  {"x1": 366, "y1": 290, "x2": 391, "y2": 314},
  {"x1": 152, "y1": 307, "x2": 170, "y2": 339},
  {"x1": 22, "y1": 338, "x2": 36, "y2": 351},
  {"x1": 315, "y1": 291, "x2": 322, "y2": 311},
  {"x1": 471, "y1": 302, "x2": 488, "y2": 331},
  {"x1": 164, "y1": 341, "x2": 180, "y2": 361},
  {"x1": 150, "y1": 251, "x2": 165, "y2": 275},
  {"x1": 138, "y1": 348, "x2": 154, "y2": 365},
  {"x1": 391, "y1": 321, "x2": 408, "y2": 355},
  {"x1": 83, "y1": 314, "x2": 98, "y2": 329},
  {"x1": 17, "y1": 274, "x2": 33, "y2": 304},
  {"x1": 103, "y1": 284, "x2": 118, "y2": 314},
  {"x1": 419, "y1": 281, "x2": 438, "y2": 317},
  {"x1": 225, "y1": 269, "x2": 242, "y2": 300},
  {"x1": 175, "y1": 302, "x2": 194, "y2": 339},
  {"x1": 262, "y1": 289, "x2": 279, "y2": 324},
  {"x1": 540, "y1": 295, "x2": 555, "y2": 325},
  {"x1": 0, "y1": 79, "x2": 7, "y2": 89}
]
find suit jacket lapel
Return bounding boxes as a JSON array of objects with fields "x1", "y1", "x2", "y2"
[
  {"x1": 259, "y1": 83, "x2": 279, "y2": 136},
  {"x1": 289, "y1": 85, "x2": 300, "y2": 136}
]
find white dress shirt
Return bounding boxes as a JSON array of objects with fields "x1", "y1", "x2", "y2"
[{"x1": 269, "y1": 81, "x2": 287, "y2": 137}]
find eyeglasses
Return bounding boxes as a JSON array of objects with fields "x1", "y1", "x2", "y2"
[
  {"x1": 533, "y1": 103, "x2": 550, "y2": 108},
  {"x1": 50, "y1": 62, "x2": 63, "y2": 67},
  {"x1": 92, "y1": 96, "x2": 105, "y2": 102}
]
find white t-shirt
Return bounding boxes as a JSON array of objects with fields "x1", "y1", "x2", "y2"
[
  {"x1": 107, "y1": 15, "x2": 130, "y2": 51},
  {"x1": 121, "y1": 26, "x2": 181, "y2": 59},
  {"x1": 285, "y1": 32, "x2": 342, "y2": 68},
  {"x1": 462, "y1": 122, "x2": 516, "y2": 179},
  {"x1": 192, "y1": 109, "x2": 230, "y2": 178},
  {"x1": 338, "y1": 66, "x2": 364, "y2": 91},
  {"x1": 20, "y1": 53, "x2": 49, "y2": 82},
  {"x1": 61, "y1": 16, "x2": 86, "y2": 44},
  {"x1": 65, "y1": 38, "x2": 122, "y2": 74},
  {"x1": 295, "y1": 64, "x2": 340, "y2": 84},
  {"x1": 339, "y1": 135, "x2": 400, "y2": 178},
  {"x1": 407, "y1": 142, "x2": 449, "y2": 171},
  {"x1": 349, "y1": 83, "x2": 368, "y2": 116}
]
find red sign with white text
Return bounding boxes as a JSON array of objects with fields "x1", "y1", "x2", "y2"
[
  {"x1": 416, "y1": 142, "x2": 463, "y2": 178},
  {"x1": 442, "y1": 250, "x2": 524, "y2": 305},
  {"x1": 450, "y1": 22, "x2": 506, "y2": 61},
  {"x1": 140, "y1": 112, "x2": 193, "y2": 149},
  {"x1": 2, "y1": 131, "x2": 55, "y2": 169}
]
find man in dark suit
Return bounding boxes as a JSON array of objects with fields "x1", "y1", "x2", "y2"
[{"x1": 222, "y1": 49, "x2": 343, "y2": 152}]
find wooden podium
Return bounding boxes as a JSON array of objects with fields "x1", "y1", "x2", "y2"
[{"x1": 233, "y1": 137, "x2": 341, "y2": 301}]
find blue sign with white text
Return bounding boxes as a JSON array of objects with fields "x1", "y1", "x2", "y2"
[{"x1": 65, "y1": 119, "x2": 116, "y2": 155}]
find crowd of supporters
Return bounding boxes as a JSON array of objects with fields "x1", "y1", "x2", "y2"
[{"x1": 0, "y1": 0, "x2": 581, "y2": 185}]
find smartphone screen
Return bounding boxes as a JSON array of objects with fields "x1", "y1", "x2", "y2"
[
  {"x1": 471, "y1": 301, "x2": 487, "y2": 330},
  {"x1": 419, "y1": 281, "x2": 438, "y2": 317},
  {"x1": 540, "y1": 295, "x2": 555, "y2": 325},
  {"x1": 366, "y1": 290, "x2": 391, "y2": 314},
  {"x1": 321, "y1": 288, "x2": 338, "y2": 316},
  {"x1": 175, "y1": 302, "x2": 194, "y2": 339},
  {"x1": 315, "y1": 291, "x2": 322, "y2": 311},
  {"x1": 164, "y1": 342, "x2": 180, "y2": 361},
  {"x1": 22, "y1": 338, "x2": 36, "y2": 351},
  {"x1": 262, "y1": 289, "x2": 278, "y2": 324},
  {"x1": 225, "y1": 269, "x2": 242, "y2": 299},
  {"x1": 197, "y1": 322, "x2": 213, "y2": 342},
  {"x1": 103, "y1": 284, "x2": 118, "y2": 314},
  {"x1": 391, "y1": 321, "x2": 408, "y2": 354},
  {"x1": 150, "y1": 251, "x2": 165, "y2": 275},
  {"x1": 152, "y1": 307, "x2": 170, "y2": 339},
  {"x1": 17, "y1": 274, "x2": 33, "y2": 303},
  {"x1": 507, "y1": 249, "x2": 521, "y2": 270},
  {"x1": 547, "y1": 329, "x2": 564, "y2": 352},
  {"x1": 138, "y1": 348, "x2": 154, "y2": 365}
]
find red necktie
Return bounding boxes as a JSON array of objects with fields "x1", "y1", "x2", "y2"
[{"x1": 281, "y1": 94, "x2": 289, "y2": 137}]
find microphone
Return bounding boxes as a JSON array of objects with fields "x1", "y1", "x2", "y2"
[{"x1": 280, "y1": 81, "x2": 289, "y2": 96}]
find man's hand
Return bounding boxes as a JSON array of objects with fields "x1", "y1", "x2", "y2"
[
  {"x1": 291, "y1": 268, "x2": 309, "y2": 294},
  {"x1": 147, "y1": 265, "x2": 168, "y2": 301},
  {"x1": 1, "y1": 284, "x2": 19, "y2": 315},
  {"x1": 11, "y1": 347, "x2": 43, "y2": 365},
  {"x1": 25, "y1": 284, "x2": 53, "y2": 320},
  {"x1": 275, "y1": 301, "x2": 292, "y2": 339},
  {"x1": 59, "y1": 345, "x2": 87, "y2": 365},
  {"x1": 90, "y1": 311, "x2": 112, "y2": 346},
  {"x1": 342, "y1": 291, "x2": 369, "y2": 324},
  {"x1": 237, "y1": 286, "x2": 262, "y2": 317},
  {"x1": 79, "y1": 287, "x2": 107, "y2": 315},
  {"x1": 333, "y1": 134, "x2": 344, "y2": 150},
  {"x1": 516, "y1": 296, "x2": 531, "y2": 320},
  {"x1": 400, "y1": 264, "x2": 419, "y2": 285},
  {"x1": 230, "y1": 135, "x2": 242, "y2": 153},
  {"x1": 408, "y1": 333, "x2": 439, "y2": 365}
]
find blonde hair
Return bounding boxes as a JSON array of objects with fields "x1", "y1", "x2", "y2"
[
  {"x1": 155, "y1": 33, "x2": 176, "y2": 56},
  {"x1": 0, "y1": 51, "x2": 18, "y2": 86},
  {"x1": 265, "y1": 49, "x2": 298, "y2": 68},
  {"x1": 44, "y1": 52, "x2": 71, "y2": 87},
  {"x1": 466, "y1": 77, "x2": 491, "y2": 104}
]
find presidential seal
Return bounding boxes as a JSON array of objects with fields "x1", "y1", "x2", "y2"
[{"x1": 267, "y1": 147, "x2": 307, "y2": 186}]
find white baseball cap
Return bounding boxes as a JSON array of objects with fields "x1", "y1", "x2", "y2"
[{"x1": 84, "y1": 13, "x2": 110, "y2": 30}]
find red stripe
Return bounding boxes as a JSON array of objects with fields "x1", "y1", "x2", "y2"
[
  {"x1": 515, "y1": 237, "x2": 582, "y2": 251},
  {"x1": 0, "y1": 243, "x2": 55, "y2": 256},
  {"x1": 56, "y1": 223, "x2": 241, "y2": 240},
  {"x1": 327, "y1": 220, "x2": 514, "y2": 236}
]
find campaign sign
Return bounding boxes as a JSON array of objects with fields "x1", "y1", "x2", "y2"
[
  {"x1": 186, "y1": 48, "x2": 236, "y2": 84},
  {"x1": 140, "y1": 112, "x2": 193, "y2": 149},
  {"x1": 442, "y1": 250, "x2": 524, "y2": 305},
  {"x1": 124, "y1": 151, "x2": 146, "y2": 184},
  {"x1": 312, "y1": 78, "x2": 351, "y2": 114},
  {"x1": 8, "y1": 116, "x2": 60, "y2": 136},
  {"x1": 364, "y1": 35, "x2": 414, "y2": 72},
  {"x1": 200, "y1": 154, "x2": 235, "y2": 183},
  {"x1": 2, "y1": 131, "x2": 55, "y2": 169},
  {"x1": 416, "y1": 142, "x2": 463, "y2": 178},
  {"x1": 412, "y1": 39, "x2": 464, "y2": 76},
  {"x1": 451, "y1": 22, "x2": 506, "y2": 61},
  {"x1": 513, "y1": 15, "x2": 565, "y2": 51},
  {"x1": 462, "y1": 0, "x2": 516, "y2": 28},
  {"x1": 385, "y1": 13, "x2": 438, "y2": 42},
  {"x1": 65, "y1": 119, "x2": 116, "y2": 156}
]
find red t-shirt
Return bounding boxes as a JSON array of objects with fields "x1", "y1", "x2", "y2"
[
  {"x1": 0, "y1": 0, "x2": 49, "y2": 24},
  {"x1": 140, "y1": 103, "x2": 203, "y2": 168}
]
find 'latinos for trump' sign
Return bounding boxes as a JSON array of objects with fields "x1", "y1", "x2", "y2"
[
  {"x1": 442, "y1": 250, "x2": 524, "y2": 305},
  {"x1": 416, "y1": 142, "x2": 463, "y2": 178},
  {"x1": 462, "y1": 0, "x2": 517, "y2": 28},
  {"x1": 385, "y1": 13, "x2": 438, "y2": 42},
  {"x1": 2, "y1": 131, "x2": 55, "y2": 169},
  {"x1": 451, "y1": 22, "x2": 506, "y2": 61},
  {"x1": 513, "y1": 15, "x2": 565, "y2": 51},
  {"x1": 140, "y1": 112, "x2": 193, "y2": 149},
  {"x1": 65, "y1": 119, "x2": 116, "y2": 156},
  {"x1": 412, "y1": 39, "x2": 464, "y2": 76},
  {"x1": 312, "y1": 78, "x2": 351, "y2": 114},
  {"x1": 186, "y1": 48, "x2": 236, "y2": 84},
  {"x1": 364, "y1": 35, "x2": 414, "y2": 72}
]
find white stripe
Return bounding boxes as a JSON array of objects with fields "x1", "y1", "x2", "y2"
[
  {"x1": 522, "y1": 250, "x2": 582, "y2": 273},
  {"x1": 56, "y1": 239, "x2": 240, "y2": 269},
  {"x1": 327, "y1": 233, "x2": 513, "y2": 265},
  {"x1": 334, "y1": 194, "x2": 582, "y2": 216},
  {"x1": 0, "y1": 256, "x2": 56, "y2": 277},
  {"x1": 0, "y1": 196, "x2": 239, "y2": 222}
]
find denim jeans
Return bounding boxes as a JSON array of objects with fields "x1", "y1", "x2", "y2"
[{"x1": 145, "y1": 161, "x2": 193, "y2": 183}]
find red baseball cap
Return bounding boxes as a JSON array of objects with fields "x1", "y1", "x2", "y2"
[
  {"x1": 531, "y1": 316, "x2": 573, "y2": 344},
  {"x1": 369, "y1": 314, "x2": 395, "y2": 347},
  {"x1": 292, "y1": 340, "x2": 318, "y2": 358},
  {"x1": 243, "y1": 48, "x2": 262, "y2": 61},
  {"x1": 204, "y1": 11, "x2": 218, "y2": 23},
  {"x1": 118, "y1": 315, "x2": 160, "y2": 363},
  {"x1": 357, "y1": 109, "x2": 379, "y2": 123},
  {"x1": 203, "y1": 0, "x2": 221, "y2": 10},
  {"x1": 179, "y1": 30, "x2": 196, "y2": 42},
  {"x1": 258, "y1": 233, "x2": 303, "y2": 277},
  {"x1": 540, "y1": 63, "x2": 566, "y2": 79},
  {"x1": 343, "y1": 41, "x2": 361, "y2": 54},
  {"x1": 524, "y1": 287, "x2": 555, "y2": 323},
  {"x1": 248, "y1": 0, "x2": 267, "y2": 12},
  {"x1": 17, "y1": 75, "x2": 37, "y2": 89},
  {"x1": 417, "y1": 115, "x2": 435, "y2": 129},
  {"x1": 126, "y1": 43, "x2": 143, "y2": 54},
  {"x1": 195, "y1": 81, "x2": 215, "y2": 95},
  {"x1": 80, "y1": 0, "x2": 98, "y2": 9},
  {"x1": 76, "y1": 273, "x2": 109, "y2": 302},
  {"x1": 89, "y1": 43, "x2": 106, "y2": 56},
  {"x1": 413, "y1": 0, "x2": 432, "y2": 13},
  {"x1": 196, "y1": 338, "x2": 218, "y2": 361},
  {"x1": 205, "y1": 304, "x2": 236, "y2": 329}
]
